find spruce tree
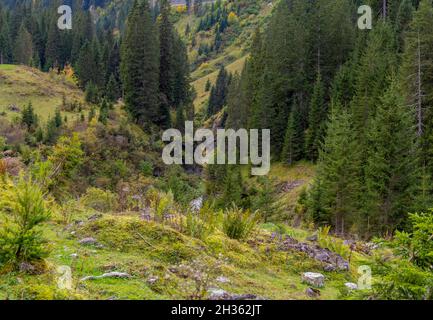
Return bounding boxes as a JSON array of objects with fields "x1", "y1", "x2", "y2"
[
  {"x1": 14, "y1": 23, "x2": 33, "y2": 65},
  {"x1": 401, "y1": 0, "x2": 433, "y2": 185},
  {"x1": 305, "y1": 73, "x2": 326, "y2": 161},
  {"x1": 281, "y1": 101, "x2": 305, "y2": 165},
  {"x1": 306, "y1": 103, "x2": 360, "y2": 235},
  {"x1": 121, "y1": 0, "x2": 161, "y2": 127},
  {"x1": 362, "y1": 79, "x2": 418, "y2": 236}
]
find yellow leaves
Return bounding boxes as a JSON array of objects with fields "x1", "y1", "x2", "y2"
[
  {"x1": 228, "y1": 11, "x2": 239, "y2": 25},
  {"x1": 62, "y1": 63, "x2": 78, "y2": 86},
  {"x1": 175, "y1": 5, "x2": 188, "y2": 14}
]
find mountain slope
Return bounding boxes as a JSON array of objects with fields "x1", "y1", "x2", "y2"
[{"x1": 0, "y1": 65, "x2": 85, "y2": 121}]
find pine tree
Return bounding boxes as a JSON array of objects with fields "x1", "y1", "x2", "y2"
[
  {"x1": 362, "y1": 79, "x2": 418, "y2": 236},
  {"x1": 45, "y1": 16, "x2": 62, "y2": 70},
  {"x1": 220, "y1": 165, "x2": 243, "y2": 208},
  {"x1": 105, "y1": 73, "x2": 120, "y2": 103},
  {"x1": 14, "y1": 23, "x2": 33, "y2": 65},
  {"x1": 54, "y1": 108, "x2": 62, "y2": 128},
  {"x1": 76, "y1": 41, "x2": 102, "y2": 89},
  {"x1": 401, "y1": 0, "x2": 433, "y2": 184},
  {"x1": 121, "y1": 0, "x2": 161, "y2": 127},
  {"x1": 207, "y1": 66, "x2": 229, "y2": 117},
  {"x1": 158, "y1": 0, "x2": 175, "y2": 107},
  {"x1": 0, "y1": 8, "x2": 13, "y2": 64},
  {"x1": 306, "y1": 103, "x2": 360, "y2": 235},
  {"x1": 205, "y1": 79, "x2": 211, "y2": 92},
  {"x1": 21, "y1": 102, "x2": 38, "y2": 131},
  {"x1": 281, "y1": 101, "x2": 304, "y2": 165},
  {"x1": 305, "y1": 73, "x2": 326, "y2": 161},
  {"x1": 352, "y1": 22, "x2": 397, "y2": 132}
]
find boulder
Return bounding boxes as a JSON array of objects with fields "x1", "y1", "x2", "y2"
[
  {"x1": 80, "y1": 272, "x2": 131, "y2": 281},
  {"x1": 345, "y1": 282, "x2": 358, "y2": 290},
  {"x1": 302, "y1": 272, "x2": 325, "y2": 287}
]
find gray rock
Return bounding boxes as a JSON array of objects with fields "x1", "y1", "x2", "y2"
[
  {"x1": 88, "y1": 213, "x2": 103, "y2": 221},
  {"x1": 208, "y1": 288, "x2": 230, "y2": 300},
  {"x1": 147, "y1": 276, "x2": 159, "y2": 285},
  {"x1": 189, "y1": 197, "x2": 203, "y2": 212},
  {"x1": 216, "y1": 276, "x2": 230, "y2": 284},
  {"x1": 70, "y1": 253, "x2": 79, "y2": 259},
  {"x1": 306, "y1": 233, "x2": 318, "y2": 242},
  {"x1": 80, "y1": 272, "x2": 131, "y2": 281},
  {"x1": 19, "y1": 262, "x2": 36, "y2": 273},
  {"x1": 305, "y1": 287, "x2": 321, "y2": 298},
  {"x1": 302, "y1": 272, "x2": 325, "y2": 287},
  {"x1": 207, "y1": 288, "x2": 262, "y2": 300},
  {"x1": 78, "y1": 237, "x2": 99, "y2": 246},
  {"x1": 345, "y1": 282, "x2": 358, "y2": 290}
]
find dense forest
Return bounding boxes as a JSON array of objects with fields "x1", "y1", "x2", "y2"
[{"x1": 1, "y1": 0, "x2": 433, "y2": 301}]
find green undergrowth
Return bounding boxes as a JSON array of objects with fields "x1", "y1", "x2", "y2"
[{"x1": 0, "y1": 211, "x2": 378, "y2": 300}]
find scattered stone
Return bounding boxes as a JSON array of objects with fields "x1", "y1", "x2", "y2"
[
  {"x1": 19, "y1": 262, "x2": 36, "y2": 274},
  {"x1": 208, "y1": 288, "x2": 263, "y2": 300},
  {"x1": 189, "y1": 196, "x2": 203, "y2": 212},
  {"x1": 80, "y1": 272, "x2": 131, "y2": 281},
  {"x1": 277, "y1": 235, "x2": 349, "y2": 271},
  {"x1": 8, "y1": 104, "x2": 20, "y2": 112},
  {"x1": 78, "y1": 237, "x2": 99, "y2": 246},
  {"x1": 305, "y1": 287, "x2": 321, "y2": 298},
  {"x1": 70, "y1": 253, "x2": 78, "y2": 259},
  {"x1": 345, "y1": 282, "x2": 358, "y2": 290},
  {"x1": 88, "y1": 213, "x2": 103, "y2": 221},
  {"x1": 140, "y1": 207, "x2": 152, "y2": 221},
  {"x1": 302, "y1": 272, "x2": 325, "y2": 287},
  {"x1": 216, "y1": 276, "x2": 230, "y2": 284},
  {"x1": 147, "y1": 276, "x2": 159, "y2": 285},
  {"x1": 2, "y1": 150, "x2": 14, "y2": 157}
]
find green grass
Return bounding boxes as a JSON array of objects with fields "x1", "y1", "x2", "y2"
[
  {"x1": 192, "y1": 56, "x2": 247, "y2": 111},
  {"x1": 0, "y1": 204, "x2": 377, "y2": 300},
  {"x1": 0, "y1": 65, "x2": 85, "y2": 122}
]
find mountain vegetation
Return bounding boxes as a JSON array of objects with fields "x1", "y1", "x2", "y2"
[{"x1": 0, "y1": 0, "x2": 432, "y2": 300}]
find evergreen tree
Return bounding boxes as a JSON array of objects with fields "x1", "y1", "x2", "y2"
[
  {"x1": 14, "y1": 23, "x2": 33, "y2": 65},
  {"x1": 401, "y1": 0, "x2": 433, "y2": 184},
  {"x1": 105, "y1": 73, "x2": 120, "y2": 103},
  {"x1": 21, "y1": 102, "x2": 38, "y2": 131},
  {"x1": 207, "y1": 66, "x2": 229, "y2": 117},
  {"x1": 205, "y1": 79, "x2": 211, "y2": 92},
  {"x1": 76, "y1": 41, "x2": 102, "y2": 89},
  {"x1": 306, "y1": 103, "x2": 360, "y2": 235},
  {"x1": 121, "y1": 0, "x2": 161, "y2": 127},
  {"x1": 0, "y1": 8, "x2": 13, "y2": 64},
  {"x1": 44, "y1": 15, "x2": 62, "y2": 70},
  {"x1": 281, "y1": 101, "x2": 304, "y2": 165},
  {"x1": 158, "y1": 0, "x2": 175, "y2": 107},
  {"x1": 362, "y1": 79, "x2": 418, "y2": 236},
  {"x1": 305, "y1": 73, "x2": 326, "y2": 161},
  {"x1": 54, "y1": 108, "x2": 62, "y2": 128}
]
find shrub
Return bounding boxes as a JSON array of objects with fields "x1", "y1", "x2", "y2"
[
  {"x1": 81, "y1": 187, "x2": 118, "y2": 213},
  {"x1": 184, "y1": 203, "x2": 220, "y2": 240},
  {"x1": 373, "y1": 261, "x2": 433, "y2": 300},
  {"x1": 139, "y1": 160, "x2": 154, "y2": 177},
  {"x1": 393, "y1": 211, "x2": 433, "y2": 269},
  {"x1": 147, "y1": 188, "x2": 175, "y2": 221},
  {"x1": 317, "y1": 226, "x2": 350, "y2": 260},
  {"x1": 222, "y1": 205, "x2": 259, "y2": 240},
  {"x1": 0, "y1": 176, "x2": 51, "y2": 268}
]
